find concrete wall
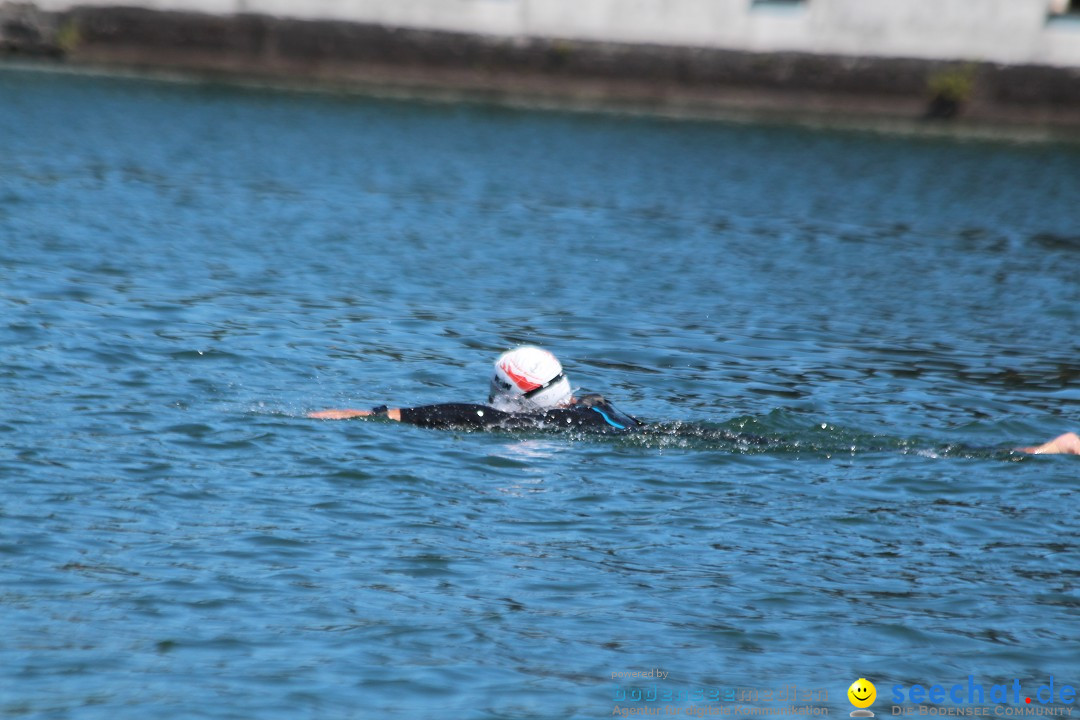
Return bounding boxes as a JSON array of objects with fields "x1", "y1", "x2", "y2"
[{"x1": 26, "y1": 0, "x2": 1080, "y2": 67}]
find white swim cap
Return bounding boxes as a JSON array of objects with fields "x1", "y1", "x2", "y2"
[{"x1": 488, "y1": 346, "x2": 573, "y2": 412}]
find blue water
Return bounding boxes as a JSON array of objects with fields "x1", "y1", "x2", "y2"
[{"x1": 1, "y1": 66, "x2": 1078, "y2": 719}]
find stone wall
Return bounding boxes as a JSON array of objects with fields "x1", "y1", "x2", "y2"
[
  {"x1": 21, "y1": 0, "x2": 1080, "y2": 67},
  {"x1": 4, "y1": 2, "x2": 1080, "y2": 128}
]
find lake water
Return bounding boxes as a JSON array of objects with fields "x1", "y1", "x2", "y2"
[{"x1": 1, "y1": 66, "x2": 1078, "y2": 720}]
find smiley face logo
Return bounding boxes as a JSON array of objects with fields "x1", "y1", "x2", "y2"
[{"x1": 848, "y1": 678, "x2": 876, "y2": 709}]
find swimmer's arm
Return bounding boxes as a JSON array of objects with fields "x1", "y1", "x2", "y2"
[
  {"x1": 308, "y1": 408, "x2": 402, "y2": 420},
  {"x1": 1017, "y1": 432, "x2": 1080, "y2": 455},
  {"x1": 307, "y1": 404, "x2": 503, "y2": 426},
  {"x1": 397, "y1": 404, "x2": 509, "y2": 428}
]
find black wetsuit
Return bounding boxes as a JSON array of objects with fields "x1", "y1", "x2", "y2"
[
  {"x1": 397, "y1": 394, "x2": 644, "y2": 433},
  {"x1": 380, "y1": 397, "x2": 1019, "y2": 455}
]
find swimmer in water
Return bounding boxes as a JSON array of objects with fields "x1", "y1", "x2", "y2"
[
  {"x1": 308, "y1": 346, "x2": 1080, "y2": 455},
  {"x1": 309, "y1": 346, "x2": 643, "y2": 432}
]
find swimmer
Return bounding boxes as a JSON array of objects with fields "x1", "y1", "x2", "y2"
[
  {"x1": 308, "y1": 346, "x2": 1080, "y2": 455},
  {"x1": 309, "y1": 346, "x2": 644, "y2": 432}
]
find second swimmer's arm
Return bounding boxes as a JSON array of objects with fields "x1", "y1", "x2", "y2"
[{"x1": 1017, "y1": 432, "x2": 1080, "y2": 455}]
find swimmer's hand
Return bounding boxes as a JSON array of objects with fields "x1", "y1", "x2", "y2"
[
  {"x1": 308, "y1": 409, "x2": 372, "y2": 420},
  {"x1": 1018, "y1": 432, "x2": 1080, "y2": 455}
]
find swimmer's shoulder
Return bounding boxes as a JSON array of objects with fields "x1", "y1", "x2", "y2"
[
  {"x1": 565, "y1": 393, "x2": 645, "y2": 431},
  {"x1": 573, "y1": 393, "x2": 607, "y2": 408}
]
